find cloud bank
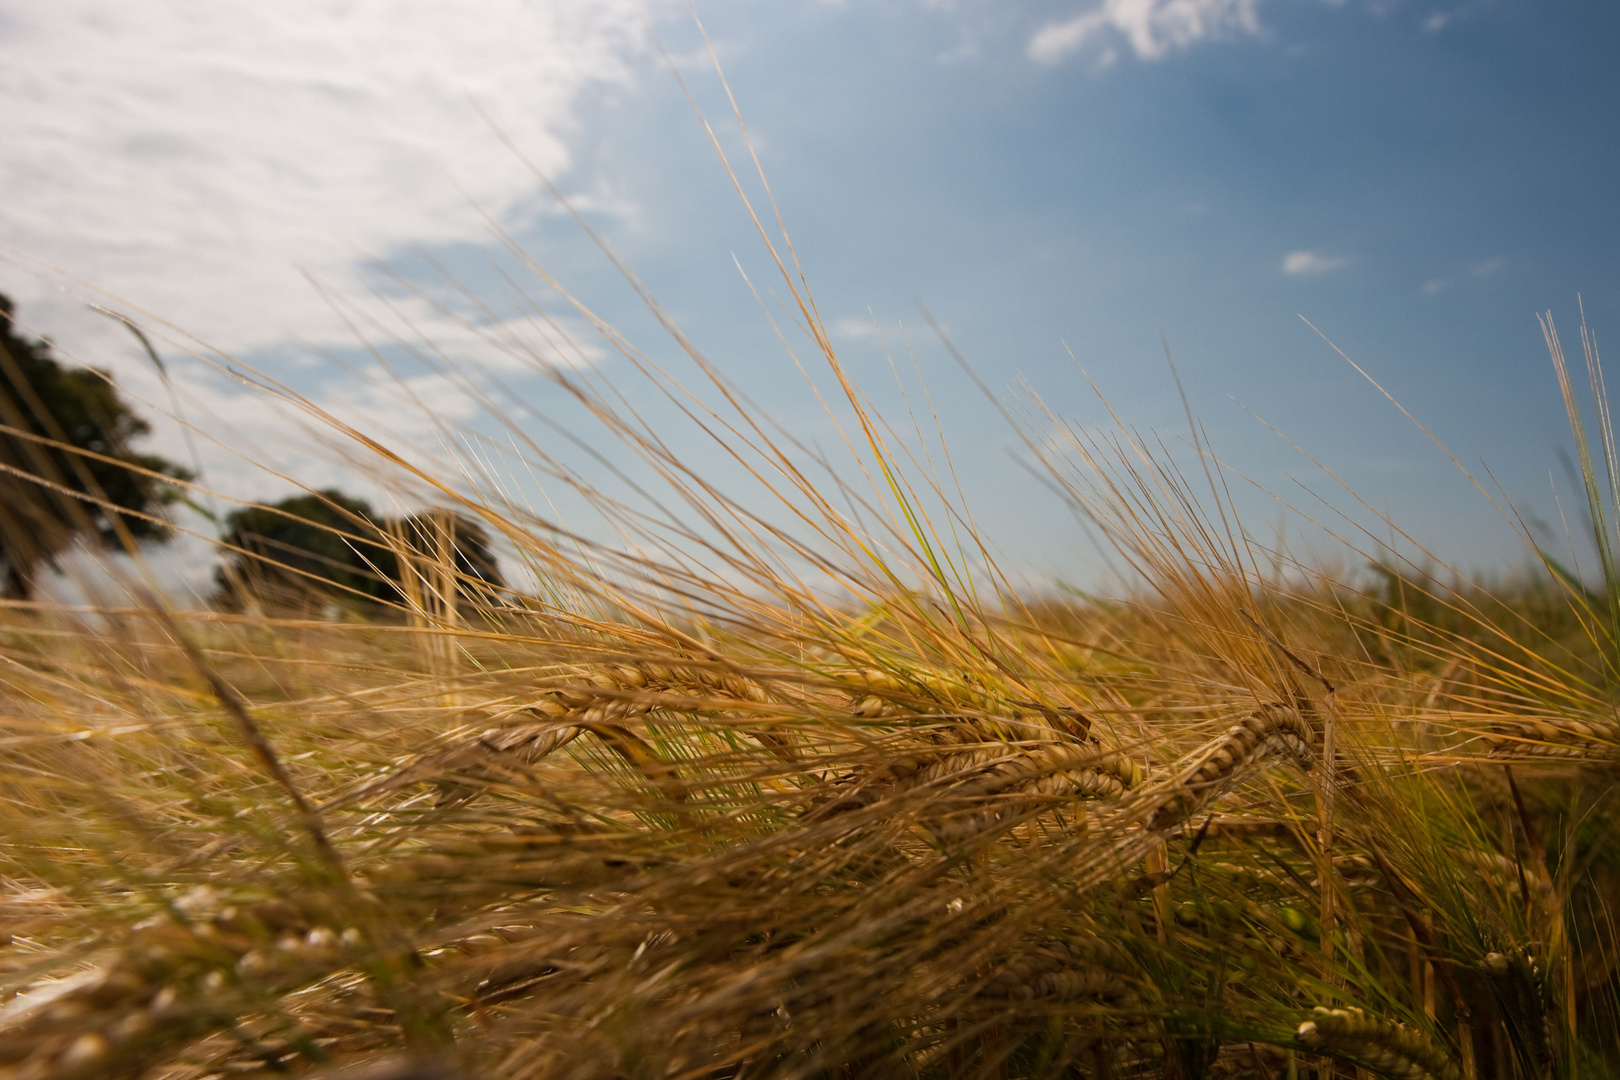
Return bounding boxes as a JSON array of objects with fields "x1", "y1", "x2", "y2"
[
  {"x1": 0, "y1": 0, "x2": 681, "y2": 563},
  {"x1": 0, "y1": 0, "x2": 667, "y2": 366}
]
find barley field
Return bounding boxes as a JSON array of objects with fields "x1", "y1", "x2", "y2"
[{"x1": 1, "y1": 150, "x2": 1616, "y2": 1080}]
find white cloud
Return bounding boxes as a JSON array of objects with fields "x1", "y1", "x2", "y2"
[
  {"x1": 826, "y1": 314, "x2": 942, "y2": 344},
  {"x1": 830, "y1": 315, "x2": 884, "y2": 341},
  {"x1": 0, "y1": 0, "x2": 682, "y2": 543},
  {"x1": 1418, "y1": 256, "x2": 1503, "y2": 297},
  {"x1": 1281, "y1": 249, "x2": 1348, "y2": 277},
  {"x1": 1029, "y1": 0, "x2": 1264, "y2": 64},
  {"x1": 1424, "y1": 6, "x2": 1480, "y2": 33},
  {"x1": 0, "y1": 0, "x2": 670, "y2": 387}
]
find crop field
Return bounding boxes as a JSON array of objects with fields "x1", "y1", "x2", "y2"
[{"x1": 0, "y1": 151, "x2": 1616, "y2": 1080}]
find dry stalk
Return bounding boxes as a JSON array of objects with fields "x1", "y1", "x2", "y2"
[
  {"x1": 0, "y1": 817, "x2": 681, "y2": 1079},
  {"x1": 975, "y1": 937, "x2": 1138, "y2": 1005},
  {"x1": 325, "y1": 659, "x2": 788, "y2": 809},
  {"x1": 806, "y1": 741, "x2": 1144, "y2": 832},
  {"x1": 149, "y1": 600, "x2": 345, "y2": 876},
  {"x1": 1295, "y1": 1007, "x2": 1460, "y2": 1080},
  {"x1": 1481, "y1": 950, "x2": 1555, "y2": 1076},
  {"x1": 843, "y1": 666, "x2": 1092, "y2": 743},
  {"x1": 0, "y1": 890, "x2": 368, "y2": 1078},
  {"x1": 1146, "y1": 704, "x2": 1314, "y2": 832},
  {"x1": 1485, "y1": 716, "x2": 1620, "y2": 763}
]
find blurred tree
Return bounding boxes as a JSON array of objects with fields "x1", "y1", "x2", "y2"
[
  {"x1": 390, "y1": 509, "x2": 505, "y2": 607},
  {"x1": 215, "y1": 492, "x2": 504, "y2": 612},
  {"x1": 215, "y1": 490, "x2": 399, "y2": 608},
  {"x1": 0, "y1": 293, "x2": 192, "y2": 599}
]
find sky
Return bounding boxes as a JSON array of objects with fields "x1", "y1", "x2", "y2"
[{"x1": 2, "y1": 0, "x2": 1617, "y2": 598}]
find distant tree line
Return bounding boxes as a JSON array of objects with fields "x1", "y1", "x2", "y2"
[{"x1": 0, "y1": 292, "x2": 501, "y2": 607}]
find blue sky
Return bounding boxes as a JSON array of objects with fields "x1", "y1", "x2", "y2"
[{"x1": 2, "y1": 0, "x2": 1617, "y2": 594}]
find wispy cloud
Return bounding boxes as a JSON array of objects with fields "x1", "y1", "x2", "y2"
[
  {"x1": 830, "y1": 316, "x2": 885, "y2": 341},
  {"x1": 1423, "y1": 6, "x2": 1477, "y2": 33},
  {"x1": 1420, "y1": 255, "x2": 1505, "y2": 296},
  {"x1": 1029, "y1": 0, "x2": 1264, "y2": 65},
  {"x1": 1282, "y1": 250, "x2": 1348, "y2": 277},
  {"x1": 827, "y1": 314, "x2": 939, "y2": 346},
  {"x1": 937, "y1": 32, "x2": 984, "y2": 65}
]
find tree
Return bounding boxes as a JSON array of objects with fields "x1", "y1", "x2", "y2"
[
  {"x1": 0, "y1": 294, "x2": 192, "y2": 598},
  {"x1": 214, "y1": 490, "x2": 400, "y2": 608},
  {"x1": 390, "y1": 508, "x2": 505, "y2": 608},
  {"x1": 214, "y1": 491, "x2": 504, "y2": 612}
]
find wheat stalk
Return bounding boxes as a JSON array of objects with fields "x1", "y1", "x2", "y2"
[{"x1": 1296, "y1": 1007, "x2": 1461, "y2": 1080}]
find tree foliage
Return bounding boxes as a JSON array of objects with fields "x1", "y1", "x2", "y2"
[
  {"x1": 215, "y1": 490, "x2": 504, "y2": 612},
  {"x1": 0, "y1": 293, "x2": 191, "y2": 598}
]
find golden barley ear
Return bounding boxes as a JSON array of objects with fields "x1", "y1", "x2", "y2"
[{"x1": 1296, "y1": 1007, "x2": 1461, "y2": 1080}]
